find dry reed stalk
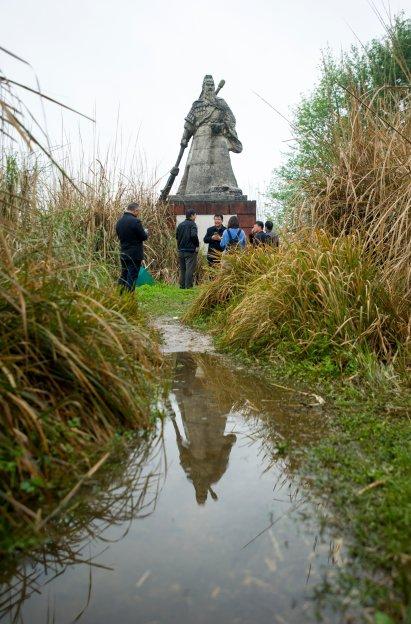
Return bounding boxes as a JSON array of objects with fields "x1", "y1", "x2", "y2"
[
  {"x1": 0, "y1": 160, "x2": 180, "y2": 282},
  {"x1": 295, "y1": 89, "x2": 411, "y2": 297},
  {"x1": 0, "y1": 226, "x2": 163, "y2": 531},
  {"x1": 187, "y1": 234, "x2": 410, "y2": 370}
]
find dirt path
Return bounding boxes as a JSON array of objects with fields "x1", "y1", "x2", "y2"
[{"x1": 153, "y1": 316, "x2": 215, "y2": 354}]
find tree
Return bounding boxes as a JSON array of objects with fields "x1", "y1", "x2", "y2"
[{"x1": 268, "y1": 14, "x2": 411, "y2": 224}]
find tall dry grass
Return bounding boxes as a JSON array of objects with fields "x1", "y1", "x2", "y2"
[
  {"x1": 294, "y1": 88, "x2": 411, "y2": 297},
  {"x1": 0, "y1": 153, "x2": 176, "y2": 541},
  {"x1": 0, "y1": 219, "x2": 164, "y2": 539},
  {"x1": 0, "y1": 157, "x2": 179, "y2": 282},
  {"x1": 187, "y1": 234, "x2": 409, "y2": 370}
]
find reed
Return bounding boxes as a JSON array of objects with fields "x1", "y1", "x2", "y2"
[
  {"x1": 187, "y1": 233, "x2": 410, "y2": 375},
  {"x1": 294, "y1": 88, "x2": 411, "y2": 297},
  {"x1": 0, "y1": 47, "x2": 175, "y2": 544},
  {"x1": 0, "y1": 214, "x2": 163, "y2": 541},
  {"x1": 189, "y1": 39, "x2": 410, "y2": 378},
  {"x1": 0, "y1": 157, "x2": 179, "y2": 282}
]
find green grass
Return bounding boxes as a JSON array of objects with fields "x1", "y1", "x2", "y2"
[
  {"x1": 302, "y1": 389, "x2": 411, "y2": 622},
  {"x1": 194, "y1": 319, "x2": 411, "y2": 619},
  {"x1": 137, "y1": 283, "x2": 198, "y2": 318}
]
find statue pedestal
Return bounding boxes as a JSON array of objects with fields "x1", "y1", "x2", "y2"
[{"x1": 168, "y1": 199, "x2": 257, "y2": 239}]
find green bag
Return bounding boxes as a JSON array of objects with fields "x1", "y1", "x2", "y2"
[{"x1": 136, "y1": 266, "x2": 155, "y2": 286}]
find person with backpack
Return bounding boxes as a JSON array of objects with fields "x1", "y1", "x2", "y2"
[
  {"x1": 249, "y1": 220, "x2": 271, "y2": 246},
  {"x1": 265, "y1": 220, "x2": 280, "y2": 247},
  {"x1": 219, "y1": 215, "x2": 247, "y2": 251}
]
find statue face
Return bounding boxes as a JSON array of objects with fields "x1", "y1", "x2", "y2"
[{"x1": 203, "y1": 79, "x2": 215, "y2": 99}]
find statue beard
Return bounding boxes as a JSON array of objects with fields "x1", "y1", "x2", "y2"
[{"x1": 203, "y1": 91, "x2": 216, "y2": 103}]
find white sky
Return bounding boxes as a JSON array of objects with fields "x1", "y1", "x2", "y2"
[{"x1": 1, "y1": 0, "x2": 408, "y2": 206}]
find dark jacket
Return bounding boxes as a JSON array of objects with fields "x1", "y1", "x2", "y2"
[
  {"x1": 266, "y1": 230, "x2": 280, "y2": 247},
  {"x1": 249, "y1": 230, "x2": 270, "y2": 246},
  {"x1": 115, "y1": 211, "x2": 148, "y2": 261},
  {"x1": 204, "y1": 225, "x2": 226, "y2": 259},
  {"x1": 176, "y1": 219, "x2": 200, "y2": 253}
]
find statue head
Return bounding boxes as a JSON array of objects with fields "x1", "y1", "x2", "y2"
[{"x1": 200, "y1": 75, "x2": 215, "y2": 101}]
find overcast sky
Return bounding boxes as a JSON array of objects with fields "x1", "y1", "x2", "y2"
[{"x1": 1, "y1": 0, "x2": 407, "y2": 206}]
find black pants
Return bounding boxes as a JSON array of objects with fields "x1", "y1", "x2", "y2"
[
  {"x1": 118, "y1": 254, "x2": 142, "y2": 292},
  {"x1": 207, "y1": 251, "x2": 222, "y2": 266},
  {"x1": 178, "y1": 251, "x2": 197, "y2": 289}
]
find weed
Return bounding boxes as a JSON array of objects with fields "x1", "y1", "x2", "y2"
[{"x1": 137, "y1": 283, "x2": 198, "y2": 318}]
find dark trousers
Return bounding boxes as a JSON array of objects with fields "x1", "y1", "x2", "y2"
[
  {"x1": 178, "y1": 251, "x2": 197, "y2": 289},
  {"x1": 118, "y1": 254, "x2": 142, "y2": 292},
  {"x1": 207, "y1": 251, "x2": 222, "y2": 266}
]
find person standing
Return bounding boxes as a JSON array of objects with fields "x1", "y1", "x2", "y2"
[
  {"x1": 265, "y1": 220, "x2": 280, "y2": 247},
  {"x1": 176, "y1": 209, "x2": 199, "y2": 288},
  {"x1": 219, "y1": 215, "x2": 247, "y2": 251},
  {"x1": 203, "y1": 214, "x2": 226, "y2": 265},
  {"x1": 249, "y1": 221, "x2": 270, "y2": 246},
  {"x1": 115, "y1": 202, "x2": 148, "y2": 292}
]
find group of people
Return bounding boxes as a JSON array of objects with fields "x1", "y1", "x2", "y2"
[
  {"x1": 176, "y1": 210, "x2": 279, "y2": 289},
  {"x1": 115, "y1": 202, "x2": 279, "y2": 292}
]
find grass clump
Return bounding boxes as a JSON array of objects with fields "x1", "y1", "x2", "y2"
[
  {"x1": 303, "y1": 396, "x2": 411, "y2": 622},
  {"x1": 0, "y1": 227, "x2": 163, "y2": 550},
  {"x1": 186, "y1": 233, "x2": 409, "y2": 378}
]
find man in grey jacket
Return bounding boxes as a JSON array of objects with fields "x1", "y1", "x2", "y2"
[{"x1": 176, "y1": 209, "x2": 199, "y2": 288}]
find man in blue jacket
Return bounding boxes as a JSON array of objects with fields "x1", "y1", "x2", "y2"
[
  {"x1": 115, "y1": 202, "x2": 148, "y2": 291},
  {"x1": 176, "y1": 209, "x2": 199, "y2": 288}
]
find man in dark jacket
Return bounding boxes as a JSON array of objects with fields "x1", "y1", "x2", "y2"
[
  {"x1": 265, "y1": 220, "x2": 280, "y2": 247},
  {"x1": 249, "y1": 220, "x2": 270, "y2": 246},
  {"x1": 203, "y1": 214, "x2": 226, "y2": 265},
  {"x1": 115, "y1": 202, "x2": 148, "y2": 291},
  {"x1": 176, "y1": 209, "x2": 199, "y2": 289}
]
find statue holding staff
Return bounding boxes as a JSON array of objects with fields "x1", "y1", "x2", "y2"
[{"x1": 161, "y1": 75, "x2": 244, "y2": 201}]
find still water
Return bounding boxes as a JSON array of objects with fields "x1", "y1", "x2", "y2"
[{"x1": 0, "y1": 326, "x2": 357, "y2": 624}]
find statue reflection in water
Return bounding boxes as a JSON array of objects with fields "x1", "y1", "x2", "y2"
[{"x1": 170, "y1": 353, "x2": 237, "y2": 505}]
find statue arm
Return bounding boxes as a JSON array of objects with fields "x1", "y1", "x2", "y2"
[
  {"x1": 180, "y1": 107, "x2": 196, "y2": 147},
  {"x1": 223, "y1": 103, "x2": 236, "y2": 129},
  {"x1": 217, "y1": 98, "x2": 243, "y2": 153}
]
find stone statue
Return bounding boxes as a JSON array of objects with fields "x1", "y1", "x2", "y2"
[{"x1": 171, "y1": 75, "x2": 245, "y2": 200}]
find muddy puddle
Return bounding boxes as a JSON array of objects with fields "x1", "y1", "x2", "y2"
[{"x1": 0, "y1": 322, "x2": 359, "y2": 624}]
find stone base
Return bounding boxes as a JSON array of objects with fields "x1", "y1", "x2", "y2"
[{"x1": 169, "y1": 199, "x2": 257, "y2": 236}]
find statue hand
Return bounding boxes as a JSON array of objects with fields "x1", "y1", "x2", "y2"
[
  {"x1": 211, "y1": 122, "x2": 224, "y2": 135},
  {"x1": 170, "y1": 167, "x2": 179, "y2": 176},
  {"x1": 180, "y1": 138, "x2": 188, "y2": 147}
]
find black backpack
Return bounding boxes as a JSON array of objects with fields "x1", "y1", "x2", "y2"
[
  {"x1": 226, "y1": 228, "x2": 242, "y2": 250},
  {"x1": 253, "y1": 231, "x2": 271, "y2": 246}
]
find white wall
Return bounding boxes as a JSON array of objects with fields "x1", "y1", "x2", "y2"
[{"x1": 176, "y1": 215, "x2": 235, "y2": 248}]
